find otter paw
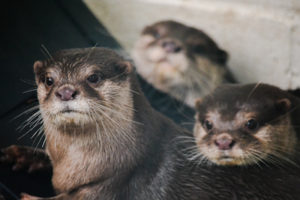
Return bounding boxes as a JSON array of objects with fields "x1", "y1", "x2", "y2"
[
  {"x1": 21, "y1": 193, "x2": 41, "y2": 200},
  {"x1": 0, "y1": 145, "x2": 51, "y2": 173}
]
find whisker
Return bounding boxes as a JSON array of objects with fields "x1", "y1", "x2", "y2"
[
  {"x1": 85, "y1": 44, "x2": 98, "y2": 61},
  {"x1": 42, "y1": 132, "x2": 47, "y2": 148},
  {"x1": 247, "y1": 82, "x2": 262, "y2": 99},
  {"x1": 17, "y1": 116, "x2": 43, "y2": 140},
  {"x1": 181, "y1": 122, "x2": 195, "y2": 125},
  {"x1": 87, "y1": 100, "x2": 137, "y2": 145},
  {"x1": 22, "y1": 88, "x2": 37, "y2": 94},
  {"x1": 20, "y1": 79, "x2": 37, "y2": 86},
  {"x1": 17, "y1": 110, "x2": 42, "y2": 131},
  {"x1": 103, "y1": 99, "x2": 137, "y2": 112},
  {"x1": 41, "y1": 44, "x2": 54, "y2": 61},
  {"x1": 94, "y1": 102, "x2": 142, "y2": 125},
  {"x1": 35, "y1": 132, "x2": 45, "y2": 150},
  {"x1": 13, "y1": 105, "x2": 40, "y2": 121}
]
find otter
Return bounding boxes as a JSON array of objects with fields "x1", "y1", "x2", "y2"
[
  {"x1": 2, "y1": 50, "x2": 300, "y2": 200},
  {"x1": 132, "y1": 20, "x2": 235, "y2": 108},
  {"x1": 193, "y1": 83, "x2": 300, "y2": 166},
  {"x1": 170, "y1": 83, "x2": 300, "y2": 200},
  {"x1": 0, "y1": 47, "x2": 208, "y2": 200}
]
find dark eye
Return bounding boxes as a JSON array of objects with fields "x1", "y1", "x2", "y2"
[
  {"x1": 45, "y1": 77, "x2": 54, "y2": 86},
  {"x1": 204, "y1": 120, "x2": 213, "y2": 130},
  {"x1": 87, "y1": 74, "x2": 100, "y2": 84},
  {"x1": 245, "y1": 119, "x2": 259, "y2": 130}
]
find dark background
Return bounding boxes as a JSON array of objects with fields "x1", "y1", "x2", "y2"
[{"x1": 0, "y1": 1, "x2": 194, "y2": 199}]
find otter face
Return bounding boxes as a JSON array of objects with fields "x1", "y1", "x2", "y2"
[
  {"x1": 132, "y1": 21, "x2": 227, "y2": 80},
  {"x1": 193, "y1": 84, "x2": 298, "y2": 166},
  {"x1": 34, "y1": 48, "x2": 133, "y2": 130},
  {"x1": 132, "y1": 20, "x2": 230, "y2": 107},
  {"x1": 133, "y1": 21, "x2": 188, "y2": 86}
]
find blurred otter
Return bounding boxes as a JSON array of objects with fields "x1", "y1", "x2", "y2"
[
  {"x1": 193, "y1": 83, "x2": 300, "y2": 166},
  {"x1": 132, "y1": 20, "x2": 235, "y2": 107}
]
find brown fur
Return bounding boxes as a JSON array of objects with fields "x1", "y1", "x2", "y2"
[
  {"x1": 33, "y1": 48, "x2": 142, "y2": 198},
  {"x1": 4, "y1": 49, "x2": 299, "y2": 200},
  {"x1": 20, "y1": 47, "x2": 193, "y2": 200}
]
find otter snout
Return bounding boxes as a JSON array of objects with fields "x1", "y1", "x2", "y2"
[
  {"x1": 55, "y1": 86, "x2": 79, "y2": 101},
  {"x1": 214, "y1": 133, "x2": 235, "y2": 150}
]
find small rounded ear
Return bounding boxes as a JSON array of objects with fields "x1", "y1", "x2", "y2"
[
  {"x1": 33, "y1": 61, "x2": 45, "y2": 85},
  {"x1": 276, "y1": 98, "x2": 291, "y2": 113},
  {"x1": 115, "y1": 61, "x2": 133, "y2": 75},
  {"x1": 33, "y1": 60, "x2": 44, "y2": 75},
  {"x1": 195, "y1": 98, "x2": 202, "y2": 110},
  {"x1": 141, "y1": 25, "x2": 157, "y2": 36},
  {"x1": 216, "y1": 49, "x2": 228, "y2": 65}
]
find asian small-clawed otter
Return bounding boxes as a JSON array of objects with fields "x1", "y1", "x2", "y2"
[
  {"x1": 0, "y1": 47, "x2": 209, "y2": 200},
  {"x1": 187, "y1": 83, "x2": 300, "y2": 199},
  {"x1": 2, "y1": 49, "x2": 300, "y2": 200},
  {"x1": 132, "y1": 20, "x2": 235, "y2": 108}
]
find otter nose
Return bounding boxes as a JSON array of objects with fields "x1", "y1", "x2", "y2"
[
  {"x1": 162, "y1": 41, "x2": 181, "y2": 53},
  {"x1": 215, "y1": 133, "x2": 235, "y2": 150},
  {"x1": 55, "y1": 87, "x2": 78, "y2": 101}
]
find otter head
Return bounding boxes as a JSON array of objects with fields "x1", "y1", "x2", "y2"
[
  {"x1": 132, "y1": 20, "x2": 229, "y2": 106},
  {"x1": 132, "y1": 20, "x2": 227, "y2": 82},
  {"x1": 193, "y1": 83, "x2": 298, "y2": 166},
  {"x1": 33, "y1": 48, "x2": 134, "y2": 133}
]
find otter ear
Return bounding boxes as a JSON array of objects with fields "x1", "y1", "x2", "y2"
[
  {"x1": 114, "y1": 61, "x2": 133, "y2": 75},
  {"x1": 33, "y1": 61, "x2": 44, "y2": 84},
  {"x1": 142, "y1": 25, "x2": 153, "y2": 35},
  {"x1": 216, "y1": 49, "x2": 228, "y2": 65},
  {"x1": 33, "y1": 60, "x2": 43, "y2": 75},
  {"x1": 276, "y1": 98, "x2": 291, "y2": 113},
  {"x1": 194, "y1": 99, "x2": 203, "y2": 121},
  {"x1": 195, "y1": 98, "x2": 203, "y2": 110}
]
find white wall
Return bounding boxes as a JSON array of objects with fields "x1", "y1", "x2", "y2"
[{"x1": 84, "y1": 0, "x2": 300, "y2": 90}]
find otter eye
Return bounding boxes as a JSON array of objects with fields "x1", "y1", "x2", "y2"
[
  {"x1": 245, "y1": 119, "x2": 259, "y2": 130},
  {"x1": 154, "y1": 32, "x2": 160, "y2": 39},
  {"x1": 204, "y1": 120, "x2": 213, "y2": 130},
  {"x1": 45, "y1": 77, "x2": 54, "y2": 86},
  {"x1": 87, "y1": 74, "x2": 100, "y2": 84}
]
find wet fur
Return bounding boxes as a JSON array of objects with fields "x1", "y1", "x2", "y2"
[{"x1": 22, "y1": 47, "x2": 202, "y2": 200}]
